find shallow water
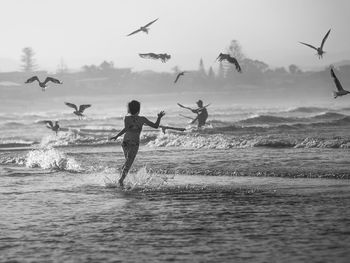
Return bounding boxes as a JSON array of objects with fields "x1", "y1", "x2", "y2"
[
  {"x1": 1, "y1": 104, "x2": 350, "y2": 262},
  {"x1": 1, "y1": 173, "x2": 350, "y2": 262}
]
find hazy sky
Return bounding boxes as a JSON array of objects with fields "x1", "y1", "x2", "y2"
[{"x1": 1, "y1": 0, "x2": 349, "y2": 72}]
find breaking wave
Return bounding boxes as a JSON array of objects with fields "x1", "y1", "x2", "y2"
[
  {"x1": 0, "y1": 147, "x2": 82, "y2": 172},
  {"x1": 147, "y1": 133, "x2": 350, "y2": 149},
  {"x1": 286, "y1": 106, "x2": 331, "y2": 113},
  {"x1": 0, "y1": 139, "x2": 36, "y2": 149},
  {"x1": 239, "y1": 115, "x2": 300, "y2": 125}
]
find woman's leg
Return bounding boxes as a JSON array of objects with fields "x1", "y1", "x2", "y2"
[{"x1": 119, "y1": 143, "x2": 139, "y2": 186}]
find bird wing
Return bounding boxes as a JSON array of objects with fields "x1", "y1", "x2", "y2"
[
  {"x1": 144, "y1": 18, "x2": 158, "y2": 28},
  {"x1": 79, "y1": 104, "x2": 91, "y2": 113},
  {"x1": 44, "y1": 120, "x2": 53, "y2": 128},
  {"x1": 320, "y1": 29, "x2": 331, "y2": 49},
  {"x1": 139, "y1": 53, "x2": 158, "y2": 60},
  {"x1": 330, "y1": 68, "x2": 344, "y2": 91},
  {"x1": 228, "y1": 56, "x2": 242, "y2": 72},
  {"x1": 216, "y1": 54, "x2": 224, "y2": 62},
  {"x1": 174, "y1": 72, "x2": 186, "y2": 83},
  {"x1": 64, "y1": 102, "x2": 78, "y2": 111},
  {"x1": 25, "y1": 76, "x2": 39, "y2": 84},
  {"x1": 299, "y1": 42, "x2": 318, "y2": 51},
  {"x1": 127, "y1": 28, "x2": 142, "y2": 36},
  {"x1": 174, "y1": 73, "x2": 181, "y2": 83},
  {"x1": 44, "y1": 77, "x2": 62, "y2": 85}
]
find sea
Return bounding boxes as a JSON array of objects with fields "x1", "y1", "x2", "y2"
[{"x1": 1, "y1": 101, "x2": 350, "y2": 262}]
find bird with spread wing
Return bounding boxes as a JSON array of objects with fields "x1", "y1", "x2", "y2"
[
  {"x1": 127, "y1": 18, "x2": 159, "y2": 36},
  {"x1": 139, "y1": 53, "x2": 171, "y2": 63},
  {"x1": 64, "y1": 102, "x2": 91, "y2": 119},
  {"x1": 174, "y1": 71, "x2": 187, "y2": 84},
  {"x1": 299, "y1": 29, "x2": 331, "y2": 59},
  {"x1": 25, "y1": 76, "x2": 63, "y2": 91},
  {"x1": 330, "y1": 67, "x2": 349, "y2": 98},
  {"x1": 216, "y1": 53, "x2": 242, "y2": 73},
  {"x1": 44, "y1": 121, "x2": 60, "y2": 135}
]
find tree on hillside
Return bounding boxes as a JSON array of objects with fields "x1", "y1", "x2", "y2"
[
  {"x1": 57, "y1": 58, "x2": 68, "y2": 74},
  {"x1": 227, "y1": 40, "x2": 245, "y2": 61},
  {"x1": 171, "y1": 66, "x2": 180, "y2": 74},
  {"x1": 289, "y1": 64, "x2": 302, "y2": 74},
  {"x1": 218, "y1": 61, "x2": 225, "y2": 79},
  {"x1": 198, "y1": 58, "x2": 206, "y2": 76},
  {"x1": 208, "y1": 66, "x2": 215, "y2": 79},
  {"x1": 21, "y1": 47, "x2": 37, "y2": 72},
  {"x1": 100, "y1": 60, "x2": 114, "y2": 71},
  {"x1": 82, "y1": 64, "x2": 99, "y2": 75}
]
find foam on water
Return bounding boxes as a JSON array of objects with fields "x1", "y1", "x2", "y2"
[
  {"x1": 39, "y1": 129, "x2": 110, "y2": 147},
  {"x1": 25, "y1": 147, "x2": 82, "y2": 172},
  {"x1": 147, "y1": 132, "x2": 349, "y2": 149},
  {"x1": 103, "y1": 167, "x2": 174, "y2": 190}
]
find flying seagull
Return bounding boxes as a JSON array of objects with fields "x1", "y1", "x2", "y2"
[
  {"x1": 127, "y1": 18, "x2": 159, "y2": 36},
  {"x1": 330, "y1": 67, "x2": 349, "y2": 98},
  {"x1": 25, "y1": 76, "x2": 63, "y2": 91},
  {"x1": 299, "y1": 29, "x2": 331, "y2": 59},
  {"x1": 174, "y1": 71, "x2": 187, "y2": 84},
  {"x1": 216, "y1": 53, "x2": 242, "y2": 73},
  {"x1": 44, "y1": 121, "x2": 60, "y2": 135},
  {"x1": 64, "y1": 102, "x2": 91, "y2": 119},
  {"x1": 139, "y1": 53, "x2": 171, "y2": 63}
]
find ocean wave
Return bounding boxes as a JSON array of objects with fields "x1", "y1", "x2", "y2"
[
  {"x1": 233, "y1": 112, "x2": 349, "y2": 129},
  {"x1": 147, "y1": 133, "x2": 350, "y2": 149},
  {"x1": 1, "y1": 121, "x2": 26, "y2": 127},
  {"x1": 286, "y1": 106, "x2": 331, "y2": 113},
  {"x1": 0, "y1": 147, "x2": 83, "y2": 172},
  {"x1": 332, "y1": 116, "x2": 350, "y2": 126},
  {"x1": 295, "y1": 137, "x2": 350, "y2": 148},
  {"x1": 0, "y1": 139, "x2": 35, "y2": 148},
  {"x1": 311, "y1": 112, "x2": 346, "y2": 119},
  {"x1": 25, "y1": 147, "x2": 82, "y2": 171},
  {"x1": 239, "y1": 115, "x2": 299, "y2": 125},
  {"x1": 39, "y1": 130, "x2": 111, "y2": 147},
  {"x1": 34, "y1": 116, "x2": 123, "y2": 124}
]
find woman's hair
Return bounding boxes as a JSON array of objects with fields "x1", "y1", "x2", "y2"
[{"x1": 128, "y1": 100, "x2": 141, "y2": 115}]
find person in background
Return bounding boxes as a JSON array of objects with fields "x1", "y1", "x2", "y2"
[{"x1": 178, "y1": 100, "x2": 209, "y2": 127}]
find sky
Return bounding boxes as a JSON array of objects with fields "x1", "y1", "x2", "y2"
[{"x1": 0, "y1": 0, "x2": 349, "y2": 72}]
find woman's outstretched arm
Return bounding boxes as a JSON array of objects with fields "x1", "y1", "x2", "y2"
[{"x1": 143, "y1": 111, "x2": 165, "y2": 129}]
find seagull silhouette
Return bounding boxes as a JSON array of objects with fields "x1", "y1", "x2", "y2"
[
  {"x1": 139, "y1": 53, "x2": 171, "y2": 63},
  {"x1": 174, "y1": 71, "x2": 187, "y2": 83},
  {"x1": 299, "y1": 29, "x2": 331, "y2": 59},
  {"x1": 44, "y1": 121, "x2": 60, "y2": 135},
  {"x1": 127, "y1": 18, "x2": 159, "y2": 36},
  {"x1": 216, "y1": 53, "x2": 242, "y2": 72},
  {"x1": 330, "y1": 67, "x2": 349, "y2": 98},
  {"x1": 25, "y1": 76, "x2": 63, "y2": 91},
  {"x1": 65, "y1": 102, "x2": 91, "y2": 119}
]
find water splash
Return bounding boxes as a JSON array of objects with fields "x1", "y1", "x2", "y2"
[
  {"x1": 25, "y1": 147, "x2": 82, "y2": 172},
  {"x1": 103, "y1": 167, "x2": 174, "y2": 190}
]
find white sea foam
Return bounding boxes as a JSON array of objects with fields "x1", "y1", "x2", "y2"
[
  {"x1": 25, "y1": 147, "x2": 82, "y2": 172},
  {"x1": 103, "y1": 167, "x2": 174, "y2": 190}
]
